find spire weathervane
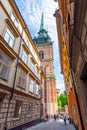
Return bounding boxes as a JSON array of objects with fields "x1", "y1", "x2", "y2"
[{"x1": 40, "y1": 12, "x2": 44, "y2": 31}]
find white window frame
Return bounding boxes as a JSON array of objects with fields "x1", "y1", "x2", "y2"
[
  {"x1": 4, "y1": 28, "x2": 15, "y2": 48},
  {"x1": 11, "y1": 13, "x2": 18, "y2": 28},
  {"x1": 36, "y1": 84, "x2": 39, "y2": 95},
  {"x1": 36, "y1": 68, "x2": 40, "y2": 79},
  {"x1": 29, "y1": 78, "x2": 34, "y2": 93},
  {"x1": 22, "y1": 50, "x2": 28, "y2": 64},
  {"x1": 30, "y1": 60, "x2": 35, "y2": 73},
  {"x1": 0, "y1": 52, "x2": 11, "y2": 80},
  {"x1": 24, "y1": 37, "x2": 30, "y2": 47}
]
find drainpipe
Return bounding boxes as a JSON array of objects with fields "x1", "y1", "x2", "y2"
[{"x1": 4, "y1": 29, "x2": 23, "y2": 130}]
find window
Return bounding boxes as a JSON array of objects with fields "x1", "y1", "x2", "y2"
[
  {"x1": 24, "y1": 38, "x2": 29, "y2": 47},
  {"x1": 25, "y1": 40, "x2": 29, "y2": 47},
  {"x1": 0, "y1": 52, "x2": 11, "y2": 80},
  {"x1": 28, "y1": 102, "x2": 32, "y2": 116},
  {"x1": 4, "y1": 28, "x2": 15, "y2": 48},
  {"x1": 11, "y1": 13, "x2": 18, "y2": 28},
  {"x1": 29, "y1": 78, "x2": 34, "y2": 93},
  {"x1": 36, "y1": 68, "x2": 40, "y2": 79},
  {"x1": 14, "y1": 101, "x2": 22, "y2": 118},
  {"x1": 35, "y1": 104, "x2": 38, "y2": 116},
  {"x1": 39, "y1": 51, "x2": 44, "y2": 59},
  {"x1": 30, "y1": 60, "x2": 35, "y2": 73},
  {"x1": 22, "y1": 50, "x2": 28, "y2": 64},
  {"x1": 18, "y1": 69, "x2": 26, "y2": 88},
  {"x1": 0, "y1": 98, "x2": 3, "y2": 111},
  {"x1": 36, "y1": 84, "x2": 39, "y2": 95}
]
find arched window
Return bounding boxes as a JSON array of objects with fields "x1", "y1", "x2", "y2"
[{"x1": 39, "y1": 50, "x2": 44, "y2": 59}]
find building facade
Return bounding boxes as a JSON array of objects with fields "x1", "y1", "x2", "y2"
[
  {"x1": 54, "y1": 0, "x2": 87, "y2": 130},
  {"x1": 0, "y1": 0, "x2": 43, "y2": 130},
  {"x1": 33, "y1": 14, "x2": 58, "y2": 115}
]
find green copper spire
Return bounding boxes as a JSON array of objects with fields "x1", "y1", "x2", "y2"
[
  {"x1": 40, "y1": 13, "x2": 44, "y2": 31},
  {"x1": 33, "y1": 13, "x2": 52, "y2": 44}
]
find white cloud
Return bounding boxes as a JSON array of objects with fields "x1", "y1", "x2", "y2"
[{"x1": 56, "y1": 80, "x2": 65, "y2": 93}]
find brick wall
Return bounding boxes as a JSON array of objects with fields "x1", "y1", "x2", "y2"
[{"x1": 0, "y1": 88, "x2": 40, "y2": 130}]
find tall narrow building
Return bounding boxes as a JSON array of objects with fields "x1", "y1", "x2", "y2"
[{"x1": 33, "y1": 13, "x2": 57, "y2": 115}]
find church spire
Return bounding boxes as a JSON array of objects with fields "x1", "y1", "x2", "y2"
[
  {"x1": 40, "y1": 13, "x2": 44, "y2": 31},
  {"x1": 33, "y1": 13, "x2": 52, "y2": 44}
]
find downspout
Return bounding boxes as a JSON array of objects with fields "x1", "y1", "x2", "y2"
[{"x1": 4, "y1": 30, "x2": 23, "y2": 130}]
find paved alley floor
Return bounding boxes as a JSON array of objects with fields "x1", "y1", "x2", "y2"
[{"x1": 26, "y1": 119, "x2": 76, "y2": 130}]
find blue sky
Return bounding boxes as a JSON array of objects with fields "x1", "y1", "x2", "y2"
[{"x1": 15, "y1": 0, "x2": 65, "y2": 92}]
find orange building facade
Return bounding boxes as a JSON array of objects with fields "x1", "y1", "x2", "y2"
[{"x1": 54, "y1": 0, "x2": 87, "y2": 130}]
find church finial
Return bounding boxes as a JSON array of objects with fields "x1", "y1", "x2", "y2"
[{"x1": 40, "y1": 13, "x2": 44, "y2": 31}]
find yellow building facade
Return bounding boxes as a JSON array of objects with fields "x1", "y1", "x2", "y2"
[{"x1": 54, "y1": 0, "x2": 83, "y2": 129}]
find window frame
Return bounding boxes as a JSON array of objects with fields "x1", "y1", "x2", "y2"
[
  {"x1": 27, "y1": 102, "x2": 32, "y2": 117},
  {"x1": 0, "y1": 52, "x2": 11, "y2": 80},
  {"x1": 29, "y1": 77, "x2": 34, "y2": 93},
  {"x1": 39, "y1": 50, "x2": 44, "y2": 59},
  {"x1": 14, "y1": 100, "x2": 22, "y2": 119},
  {"x1": 36, "y1": 68, "x2": 40, "y2": 79},
  {"x1": 30, "y1": 60, "x2": 35, "y2": 73},
  {"x1": 4, "y1": 28, "x2": 15, "y2": 48},
  {"x1": 17, "y1": 68, "x2": 27, "y2": 88},
  {"x1": 36, "y1": 84, "x2": 39, "y2": 96},
  {"x1": 22, "y1": 50, "x2": 28, "y2": 64},
  {"x1": 35, "y1": 104, "x2": 38, "y2": 116},
  {"x1": 11, "y1": 13, "x2": 18, "y2": 28}
]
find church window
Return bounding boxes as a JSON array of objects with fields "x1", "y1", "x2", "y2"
[{"x1": 39, "y1": 51, "x2": 44, "y2": 59}]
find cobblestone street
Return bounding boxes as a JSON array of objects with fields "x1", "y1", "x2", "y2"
[{"x1": 26, "y1": 119, "x2": 76, "y2": 130}]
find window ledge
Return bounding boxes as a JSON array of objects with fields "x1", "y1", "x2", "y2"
[
  {"x1": 17, "y1": 85, "x2": 26, "y2": 90},
  {"x1": 29, "y1": 91, "x2": 34, "y2": 94},
  {"x1": 0, "y1": 76, "x2": 8, "y2": 81},
  {"x1": 26, "y1": 115, "x2": 32, "y2": 118},
  {"x1": 5, "y1": 19, "x2": 20, "y2": 37},
  {"x1": 13, "y1": 117, "x2": 20, "y2": 121}
]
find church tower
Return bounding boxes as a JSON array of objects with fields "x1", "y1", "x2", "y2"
[{"x1": 33, "y1": 13, "x2": 57, "y2": 115}]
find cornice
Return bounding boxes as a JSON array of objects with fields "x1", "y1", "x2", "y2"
[
  {"x1": 5, "y1": 19, "x2": 20, "y2": 37},
  {"x1": 0, "y1": 1, "x2": 10, "y2": 18},
  {"x1": 8, "y1": 0, "x2": 41, "y2": 61},
  {"x1": 0, "y1": 83, "x2": 40, "y2": 100},
  {"x1": 0, "y1": 1, "x2": 20, "y2": 37}
]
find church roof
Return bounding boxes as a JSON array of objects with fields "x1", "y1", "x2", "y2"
[{"x1": 33, "y1": 13, "x2": 52, "y2": 44}]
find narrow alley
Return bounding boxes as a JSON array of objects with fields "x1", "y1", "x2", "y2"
[
  {"x1": 26, "y1": 119, "x2": 76, "y2": 130},
  {"x1": 0, "y1": 0, "x2": 87, "y2": 130}
]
